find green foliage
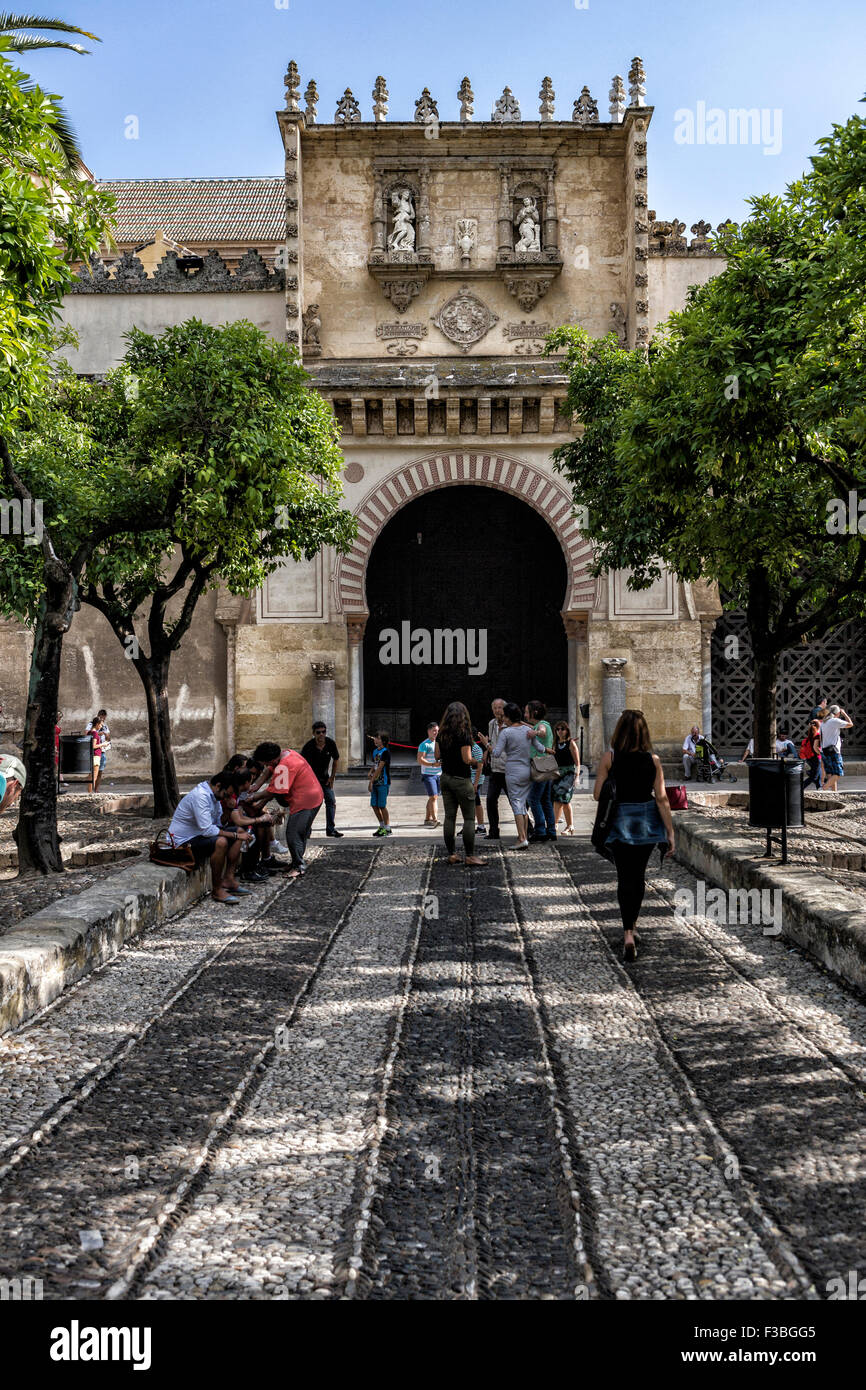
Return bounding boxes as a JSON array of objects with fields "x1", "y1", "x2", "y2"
[{"x1": 549, "y1": 98, "x2": 866, "y2": 657}]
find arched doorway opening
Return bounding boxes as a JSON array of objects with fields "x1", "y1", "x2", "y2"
[{"x1": 362, "y1": 485, "x2": 568, "y2": 757}]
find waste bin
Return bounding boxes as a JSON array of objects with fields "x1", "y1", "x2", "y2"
[
  {"x1": 748, "y1": 757, "x2": 804, "y2": 863},
  {"x1": 748, "y1": 758, "x2": 804, "y2": 829},
  {"x1": 60, "y1": 734, "x2": 93, "y2": 776}
]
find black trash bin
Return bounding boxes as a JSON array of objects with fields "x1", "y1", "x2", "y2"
[
  {"x1": 60, "y1": 734, "x2": 93, "y2": 776},
  {"x1": 748, "y1": 758, "x2": 804, "y2": 862}
]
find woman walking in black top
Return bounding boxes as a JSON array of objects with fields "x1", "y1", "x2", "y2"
[
  {"x1": 594, "y1": 709, "x2": 675, "y2": 962},
  {"x1": 435, "y1": 702, "x2": 487, "y2": 867}
]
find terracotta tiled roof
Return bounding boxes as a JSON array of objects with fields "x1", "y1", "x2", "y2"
[{"x1": 96, "y1": 177, "x2": 284, "y2": 245}]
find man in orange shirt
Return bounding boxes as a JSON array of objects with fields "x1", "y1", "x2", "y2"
[{"x1": 250, "y1": 742, "x2": 324, "y2": 879}]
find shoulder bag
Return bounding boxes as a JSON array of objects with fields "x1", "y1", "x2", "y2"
[{"x1": 591, "y1": 769, "x2": 618, "y2": 861}]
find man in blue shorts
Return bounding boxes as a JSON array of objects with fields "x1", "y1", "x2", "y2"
[
  {"x1": 417, "y1": 721, "x2": 441, "y2": 827},
  {"x1": 369, "y1": 731, "x2": 392, "y2": 836}
]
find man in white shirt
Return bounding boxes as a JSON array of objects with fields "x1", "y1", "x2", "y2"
[
  {"x1": 168, "y1": 770, "x2": 251, "y2": 904},
  {"x1": 820, "y1": 705, "x2": 853, "y2": 791},
  {"x1": 682, "y1": 726, "x2": 700, "y2": 779}
]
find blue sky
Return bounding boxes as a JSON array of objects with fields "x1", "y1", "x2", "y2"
[{"x1": 20, "y1": 0, "x2": 866, "y2": 226}]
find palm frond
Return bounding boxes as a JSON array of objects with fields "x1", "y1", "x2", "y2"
[
  {"x1": 2, "y1": 33, "x2": 90, "y2": 52},
  {"x1": 0, "y1": 13, "x2": 99, "y2": 39}
]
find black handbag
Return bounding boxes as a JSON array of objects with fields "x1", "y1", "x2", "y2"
[{"x1": 591, "y1": 773, "x2": 618, "y2": 861}]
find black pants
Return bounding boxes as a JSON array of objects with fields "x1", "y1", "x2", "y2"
[
  {"x1": 611, "y1": 842, "x2": 655, "y2": 932},
  {"x1": 486, "y1": 771, "x2": 507, "y2": 835}
]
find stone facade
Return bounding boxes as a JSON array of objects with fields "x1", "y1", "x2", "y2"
[{"x1": 0, "y1": 58, "x2": 734, "y2": 775}]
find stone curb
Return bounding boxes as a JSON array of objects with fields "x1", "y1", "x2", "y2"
[
  {"x1": 673, "y1": 812, "x2": 866, "y2": 993},
  {"x1": 0, "y1": 861, "x2": 210, "y2": 1036}
]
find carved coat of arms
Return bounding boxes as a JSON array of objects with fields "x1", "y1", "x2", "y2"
[{"x1": 431, "y1": 286, "x2": 498, "y2": 351}]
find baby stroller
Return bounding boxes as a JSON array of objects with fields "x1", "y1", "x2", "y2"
[{"x1": 694, "y1": 735, "x2": 737, "y2": 784}]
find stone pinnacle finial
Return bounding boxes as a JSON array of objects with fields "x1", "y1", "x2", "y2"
[
  {"x1": 284, "y1": 60, "x2": 300, "y2": 113},
  {"x1": 609, "y1": 75, "x2": 626, "y2": 122},
  {"x1": 304, "y1": 80, "x2": 318, "y2": 125},
  {"x1": 372, "y1": 75, "x2": 389, "y2": 123},
  {"x1": 539, "y1": 77, "x2": 555, "y2": 121},
  {"x1": 458, "y1": 76, "x2": 474, "y2": 122},
  {"x1": 628, "y1": 56, "x2": 646, "y2": 107}
]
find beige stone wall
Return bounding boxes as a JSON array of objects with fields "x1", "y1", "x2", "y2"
[
  {"x1": 300, "y1": 129, "x2": 630, "y2": 358},
  {"x1": 235, "y1": 622, "x2": 349, "y2": 757},
  {"x1": 588, "y1": 616, "x2": 703, "y2": 761}
]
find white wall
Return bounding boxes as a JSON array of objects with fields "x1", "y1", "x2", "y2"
[{"x1": 58, "y1": 291, "x2": 285, "y2": 374}]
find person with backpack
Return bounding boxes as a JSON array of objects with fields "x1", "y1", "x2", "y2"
[{"x1": 800, "y1": 720, "x2": 823, "y2": 791}]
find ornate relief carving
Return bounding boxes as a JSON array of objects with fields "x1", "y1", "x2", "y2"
[
  {"x1": 503, "y1": 320, "x2": 552, "y2": 340},
  {"x1": 376, "y1": 321, "x2": 428, "y2": 341},
  {"x1": 456, "y1": 218, "x2": 477, "y2": 266},
  {"x1": 634, "y1": 140, "x2": 647, "y2": 156},
  {"x1": 634, "y1": 272, "x2": 648, "y2": 288},
  {"x1": 414, "y1": 88, "x2": 439, "y2": 124},
  {"x1": 334, "y1": 88, "x2": 361, "y2": 124},
  {"x1": 635, "y1": 299, "x2": 649, "y2": 316},
  {"x1": 492, "y1": 86, "x2": 521, "y2": 122},
  {"x1": 236, "y1": 248, "x2": 270, "y2": 287},
  {"x1": 431, "y1": 286, "x2": 498, "y2": 351},
  {"x1": 572, "y1": 87, "x2": 599, "y2": 126},
  {"x1": 502, "y1": 271, "x2": 557, "y2": 312}
]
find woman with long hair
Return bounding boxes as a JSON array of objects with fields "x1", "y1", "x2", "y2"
[
  {"x1": 593, "y1": 709, "x2": 674, "y2": 962},
  {"x1": 493, "y1": 702, "x2": 546, "y2": 850},
  {"x1": 552, "y1": 719, "x2": 581, "y2": 834},
  {"x1": 435, "y1": 702, "x2": 487, "y2": 866},
  {"x1": 524, "y1": 699, "x2": 556, "y2": 841}
]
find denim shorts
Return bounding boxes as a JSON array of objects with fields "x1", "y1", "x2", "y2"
[
  {"x1": 421, "y1": 774, "x2": 440, "y2": 796},
  {"x1": 606, "y1": 800, "x2": 667, "y2": 847}
]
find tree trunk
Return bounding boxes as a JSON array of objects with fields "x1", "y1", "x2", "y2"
[
  {"x1": 746, "y1": 567, "x2": 778, "y2": 758},
  {"x1": 14, "y1": 598, "x2": 65, "y2": 875},
  {"x1": 139, "y1": 657, "x2": 180, "y2": 817}
]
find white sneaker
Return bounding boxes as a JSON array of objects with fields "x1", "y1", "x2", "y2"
[{"x1": 270, "y1": 842, "x2": 289, "y2": 856}]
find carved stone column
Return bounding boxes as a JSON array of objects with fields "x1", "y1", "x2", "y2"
[
  {"x1": 418, "y1": 164, "x2": 432, "y2": 259},
  {"x1": 700, "y1": 617, "x2": 716, "y2": 741},
  {"x1": 601, "y1": 657, "x2": 628, "y2": 751},
  {"x1": 544, "y1": 167, "x2": 559, "y2": 253},
  {"x1": 311, "y1": 660, "x2": 336, "y2": 736},
  {"x1": 371, "y1": 172, "x2": 386, "y2": 253},
  {"x1": 562, "y1": 612, "x2": 589, "y2": 749},
  {"x1": 347, "y1": 613, "x2": 368, "y2": 765},
  {"x1": 497, "y1": 165, "x2": 512, "y2": 256}
]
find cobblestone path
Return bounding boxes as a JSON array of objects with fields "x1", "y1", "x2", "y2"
[{"x1": 1, "y1": 838, "x2": 864, "y2": 1300}]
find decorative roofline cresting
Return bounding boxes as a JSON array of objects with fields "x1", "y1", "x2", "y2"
[
  {"x1": 278, "y1": 59, "x2": 648, "y2": 125},
  {"x1": 70, "y1": 247, "x2": 286, "y2": 293}
]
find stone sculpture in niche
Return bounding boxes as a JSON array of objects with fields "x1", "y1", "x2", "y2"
[
  {"x1": 514, "y1": 198, "x2": 541, "y2": 255},
  {"x1": 610, "y1": 302, "x2": 628, "y2": 346},
  {"x1": 388, "y1": 188, "x2": 416, "y2": 253},
  {"x1": 302, "y1": 304, "x2": 322, "y2": 356}
]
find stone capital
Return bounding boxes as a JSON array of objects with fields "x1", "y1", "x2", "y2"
[
  {"x1": 346, "y1": 613, "x2": 369, "y2": 646},
  {"x1": 561, "y1": 610, "x2": 589, "y2": 643},
  {"x1": 601, "y1": 657, "x2": 628, "y2": 677},
  {"x1": 311, "y1": 661, "x2": 336, "y2": 680}
]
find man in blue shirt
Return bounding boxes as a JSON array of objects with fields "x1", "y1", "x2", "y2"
[
  {"x1": 417, "y1": 722, "x2": 441, "y2": 827},
  {"x1": 168, "y1": 770, "x2": 252, "y2": 905}
]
